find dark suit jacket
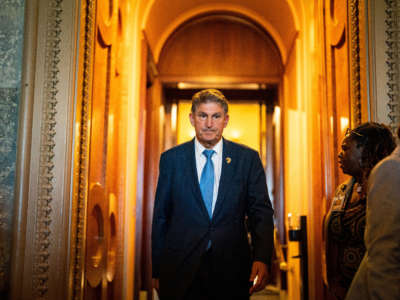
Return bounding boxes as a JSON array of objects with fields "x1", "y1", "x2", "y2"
[{"x1": 151, "y1": 138, "x2": 274, "y2": 300}]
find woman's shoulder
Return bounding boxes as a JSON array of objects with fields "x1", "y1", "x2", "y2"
[{"x1": 335, "y1": 178, "x2": 355, "y2": 195}]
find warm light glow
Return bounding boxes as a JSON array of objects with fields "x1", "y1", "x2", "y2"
[
  {"x1": 260, "y1": 103, "x2": 267, "y2": 167},
  {"x1": 75, "y1": 122, "x2": 80, "y2": 137},
  {"x1": 109, "y1": 114, "x2": 115, "y2": 135},
  {"x1": 177, "y1": 81, "x2": 261, "y2": 90},
  {"x1": 159, "y1": 106, "x2": 165, "y2": 120},
  {"x1": 230, "y1": 129, "x2": 241, "y2": 139},
  {"x1": 310, "y1": 20, "x2": 315, "y2": 53},
  {"x1": 159, "y1": 105, "x2": 165, "y2": 147},
  {"x1": 188, "y1": 129, "x2": 195, "y2": 138},
  {"x1": 340, "y1": 117, "x2": 349, "y2": 133},
  {"x1": 273, "y1": 106, "x2": 281, "y2": 126},
  {"x1": 171, "y1": 104, "x2": 177, "y2": 132},
  {"x1": 177, "y1": 82, "x2": 187, "y2": 89},
  {"x1": 286, "y1": 109, "x2": 307, "y2": 215}
]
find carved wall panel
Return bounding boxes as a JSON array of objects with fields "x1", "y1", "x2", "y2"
[
  {"x1": 70, "y1": 0, "x2": 128, "y2": 299},
  {"x1": 385, "y1": 0, "x2": 400, "y2": 132},
  {"x1": 31, "y1": 1, "x2": 63, "y2": 296},
  {"x1": 349, "y1": 0, "x2": 362, "y2": 125},
  {"x1": 10, "y1": 0, "x2": 79, "y2": 299},
  {"x1": 368, "y1": 0, "x2": 400, "y2": 130}
]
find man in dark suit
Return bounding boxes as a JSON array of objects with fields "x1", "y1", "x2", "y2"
[{"x1": 151, "y1": 89, "x2": 274, "y2": 300}]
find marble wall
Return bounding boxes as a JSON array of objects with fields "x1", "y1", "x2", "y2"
[{"x1": 0, "y1": 0, "x2": 25, "y2": 295}]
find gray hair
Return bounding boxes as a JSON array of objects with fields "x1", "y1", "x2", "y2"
[{"x1": 191, "y1": 89, "x2": 229, "y2": 114}]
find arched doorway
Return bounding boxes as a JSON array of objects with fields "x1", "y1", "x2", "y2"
[
  {"x1": 136, "y1": 11, "x2": 291, "y2": 300},
  {"x1": 7, "y1": 0, "x2": 386, "y2": 299}
]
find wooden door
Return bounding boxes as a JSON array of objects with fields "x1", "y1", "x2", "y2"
[
  {"x1": 70, "y1": 0, "x2": 129, "y2": 299},
  {"x1": 84, "y1": 1, "x2": 125, "y2": 299}
]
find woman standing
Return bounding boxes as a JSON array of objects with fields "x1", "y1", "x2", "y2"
[{"x1": 324, "y1": 122, "x2": 396, "y2": 300}]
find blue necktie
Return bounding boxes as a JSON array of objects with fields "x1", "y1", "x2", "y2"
[{"x1": 200, "y1": 149, "x2": 215, "y2": 218}]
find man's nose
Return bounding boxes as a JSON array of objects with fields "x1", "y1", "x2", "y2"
[
  {"x1": 205, "y1": 117, "x2": 213, "y2": 127},
  {"x1": 338, "y1": 151, "x2": 343, "y2": 159}
]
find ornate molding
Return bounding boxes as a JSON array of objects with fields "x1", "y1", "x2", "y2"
[
  {"x1": 70, "y1": 0, "x2": 95, "y2": 299},
  {"x1": 32, "y1": 0, "x2": 63, "y2": 298},
  {"x1": 349, "y1": 0, "x2": 362, "y2": 126},
  {"x1": 385, "y1": 0, "x2": 400, "y2": 132}
]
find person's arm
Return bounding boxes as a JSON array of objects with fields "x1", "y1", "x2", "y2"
[
  {"x1": 152, "y1": 152, "x2": 173, "y2": 280},
  {"x1": 365, "y1": 158, "x2": 400, "y2": 299},
  {"x1": 246, "y1": 150, "x2": 274, "y2": 293}
]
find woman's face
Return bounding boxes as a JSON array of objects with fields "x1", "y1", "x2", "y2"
[{"x1": 338, "y1": 136, "x2": 363, "y2": 177}]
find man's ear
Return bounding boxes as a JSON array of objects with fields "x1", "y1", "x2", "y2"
[
  {"x1": 189, "y1": 113, "x2": 195, "y2": 126},
  {"x1": 224, "y1": 114, "x2": 229, "y2": 128}
]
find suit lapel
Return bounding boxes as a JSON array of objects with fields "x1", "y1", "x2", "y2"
[
  {"x1": 184, "y1": 139, "x2": 210, "y2": 219},
  {"x1": 213, "y1": 138, "x2": 237, "y2": 219}
]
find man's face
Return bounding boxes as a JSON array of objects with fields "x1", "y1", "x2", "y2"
[{"x1": 189, "y1": 102, "x2": 229, "y2": 148}]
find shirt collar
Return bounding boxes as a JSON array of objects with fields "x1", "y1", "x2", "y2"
[{"x1": 194, "y1": 137, "x2": 223, "y2": 156}]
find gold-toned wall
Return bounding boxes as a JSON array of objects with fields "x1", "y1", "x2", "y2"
[{"x1": 282, "y1": 41, "x2": 303, "y2": 300}]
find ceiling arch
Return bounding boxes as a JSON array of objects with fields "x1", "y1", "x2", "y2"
[
  {"x1": 158, "y1": 14, "x2": 283, "y2": 80},
  {"x1": 142, "y1": 0, "x2": 298, "y2": 64}
]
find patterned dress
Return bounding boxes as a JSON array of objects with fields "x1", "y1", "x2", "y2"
[{"x1": 324, "y1": 178, "x2": 366, "y2": 300}]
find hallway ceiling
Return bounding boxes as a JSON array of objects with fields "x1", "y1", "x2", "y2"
[{"x1": 140, "y1": 0, "x2": 298, "y2": 64}]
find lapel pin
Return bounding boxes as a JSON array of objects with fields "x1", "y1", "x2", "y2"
[{"x1": 226, "y1": 157, "x2": 231, "y2": 164}]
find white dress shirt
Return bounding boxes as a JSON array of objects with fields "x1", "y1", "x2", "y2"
[{"x1": 194, "y1": 138, "x2": 223, "y2": 214}]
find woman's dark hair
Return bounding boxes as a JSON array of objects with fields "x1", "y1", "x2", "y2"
[{"x1": 346, "y1": 122, "x2": 396, "y2": 178}]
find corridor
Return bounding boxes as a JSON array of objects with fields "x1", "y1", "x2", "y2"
[{"x1": 4, "y1": 0, "x2": 399, "y2": 300}]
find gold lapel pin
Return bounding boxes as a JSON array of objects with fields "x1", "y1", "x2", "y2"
[{"x1": 226, "y1": 157, "x2": 231, "y2": 164}]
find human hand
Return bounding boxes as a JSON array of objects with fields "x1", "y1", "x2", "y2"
[{"x1": 249, "y1": 261, "x2": 269, "y2": 295}]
